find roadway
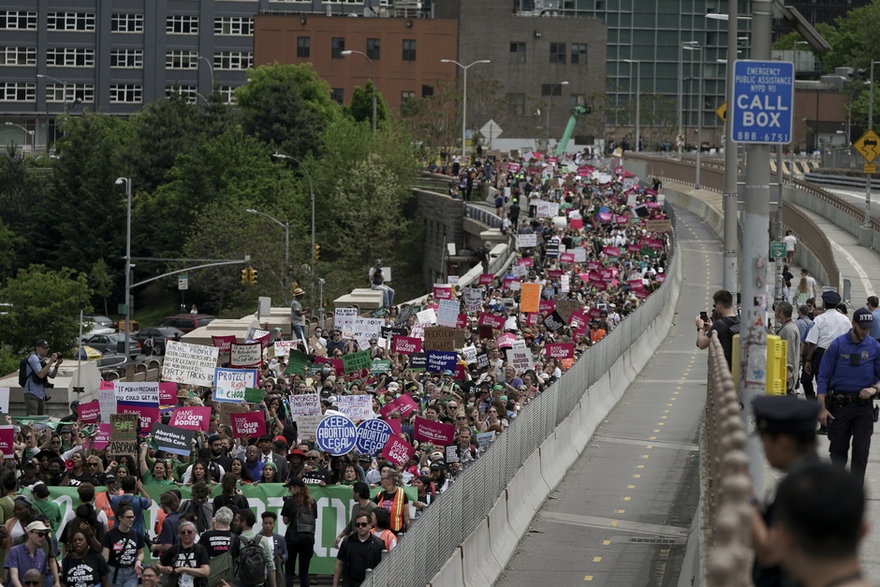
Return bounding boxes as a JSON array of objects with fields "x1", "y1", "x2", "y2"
[{"x1": 497, "y1": 208, "x2": 716, "y2": 585}]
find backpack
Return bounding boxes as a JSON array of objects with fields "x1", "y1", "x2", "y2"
[
  {"x1": 371, "y1": 266, "x2": 384, "y2": 286},
  {"x1": 18, "y1": 355, "x2": 45, "y2": 387},
  {"x1": 235, "y1": 535, "x2": 268, "y2": 586},
  {"x1": 295, "y1": 506, "x2": 316, "y2": 534},
  {"x1": 180, "y1": 499, "x2": 212, "y2": 534}
]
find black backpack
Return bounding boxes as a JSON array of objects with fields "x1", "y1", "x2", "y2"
[
  {"x1": 180, "y1": 499, "x2": 213, "y2": 534},
  {"x1": 18, "y1": 355, "x2": 47, "y2": 387},
  {"x1": 235, "y1": 535, "x2": 268, "y2": 586}
]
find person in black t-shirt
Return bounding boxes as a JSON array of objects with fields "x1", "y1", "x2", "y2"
[
  {"x1": 332, "y1": 513, "x2": 384, "y2": 587},
  {"x1": 101, "y1": 504, "x2": 143, "y2": 587},
  {"x1": 158, "y1": 521, "x2": 210, "y2": 587},
  {"x1": 61, "y1": 530, "x2": 109, "y2": 587},
  {"x1": 199, "y1": 507, "x2": 240, "y2": 558},
  {"x1": 696, "y1": 289, "x2": 740, "y2": 370}
]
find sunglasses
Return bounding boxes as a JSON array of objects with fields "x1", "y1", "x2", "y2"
[
  {"x1": 354, "y1": 522, "x2": 370, "y2": 528},
  {"x1": 51, "y1": 440, "x2": 60, "y2": 445},
  {"x1": 456, "y1": 416, "x2": 468, "y2": 420},
  {"x1": 89, "y1": 463, "x2": 100, "y2": 467},
  {"x1": 35, "y1": 532, "x2": 48, "y2": 537},
  {"x1": 180, "y1": 530, "x2": 195, "y2": 535}
]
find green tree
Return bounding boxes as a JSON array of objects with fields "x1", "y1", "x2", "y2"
[
  {"x1": 0, "y1": 151, "x2": 51, "y2": 267},
  {"x1": 89, "y1": 258, "x2": 115, "y2": 317},
  {"x1": 400, "y1": 79, "x2": 460, "y2": 150},
  {"x1": 346, "y1": 81, "x2": 388, "y2": 127},
  {"x1": 235, "y1": 64, "x2": 340, "y2": 160},
  {"x1": 0, "y1": 219, "x2": 21, "y2": 285},
  {"x1": 0, "y1": 264, "x2": 91, "y2": 354}
]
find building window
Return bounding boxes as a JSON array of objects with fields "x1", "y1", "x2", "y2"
[
  {"x1": 111, "y1": 49, "x2": 144, "y2": 69},
  {"x1": 46, "y1": 48, "x2": 96, "y2": 68},
  {"x1": 570, "y1": 94, "x2": 589, "y2": 107},
  {"x1": 46, "y1": 83, "x2": 95, "y2": 104},
  {"x1": 541, "y1": 84, "x2": 564, "y2": 96},
  {"x1": 0, "y1": 11, "x2": 37, "y2": 30},
  {"x1": 166, "y1": 15, "x2": 199, "y2": 35},
  {"x1": 510, "y1": 42, "x2": 526, "y2": 64},
  {"x1": 507, "y1": 93, "x2": 525, "y2": 115},
  {"x1": 571, "y1": 43, "x2": 587, "y2": 64},
  {"x1": 214, "y1": 51, "x2": 252, "y2": 70},
  {"x1": 166, "y1": 85, "x2": 198, "y2": 103},
  {"x1": 401, "y1": 91, "x2": 415, "y2": 102},
  {"x1": 166, "y1": 50, "x2": 199, "y2": 69},
  {"x1": 47, "y1": 12, "x2": 96, "y2": 32},
  {"x1": 0, "y1": 82, "x2": 35, "y2": 102},
  {"x1": 297, "y1": 37, "x2": 310, "y2": 58},
  {"x1": 330, "y1": 88, "x2": 344, "y2": 104},
  {"x1": 550, "y1": 43, "x2": 566, "y2": 64},
  {"x1": 109, "y1": 84, "x2": 143, "y2": 104},
  {"x1": 331, "y1": 38, "x2": 345, "y2": 59},
  {"x1": 0, "y1": 47, "x2": 36, "y2": 66},
  {"x1": 217, "y1": 86, "x2": 238, "y2": 104},
  {"x1": 422, "y1": 85, "x2": 433, "y2": 97},
  {"x1": 402, "y1": 39, "x2": 416, "y2": 61},
  {"x1": 367, "y1": 38, "x2": 380, "y2": 60},
  {"x1": 214, "y1": 16, "x2": 253, "y2": 36},
  {"x1": 112, "y1": 13, "x2": 144, "y2": 33}
]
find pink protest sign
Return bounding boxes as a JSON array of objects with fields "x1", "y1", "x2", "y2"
[
  {"x1": 507, "y1": 163, "x2": 522, "y2": 172},
  {"x1": 212, "y1": 335, "x2": 236, "y2": 354},
  {"x1": 413, "y1": 416, "x2": 456, "y2": 445},
  {"x1": 385, "y1": 418, "x2": 402, "y2": 436},
  {"x1": 454, "y1": 363, "x2": 466, "y2": 380},
  {"x1": 634, "y1": 288, "x2": 650, "y2": 299},
  {"x1": 560, "y1": 253, "x2": 575, "y2": 263},
  {"x1": 517, "y1": 257, "x2": 533, "y2": 267},
  {"x1": 170, "y1": 406, "x2": 212, "y2": 431},
  {"x1": 314, "y1": 357, "x2": 344, "y2": 375},
  {"x1": 478, "y1": 313, "x2": 505, "y2": 329},
  {"x1": 159, "y1": 382, "x2": 177, "y2": 406},
  {"x1": 379, "y1": 394, "x2": 419, "y2": 419},
  {"x1": 90, "y1": 423, "x2": 112, "y2": 451},
  {"x1": 119, "y1": 404, "x2": 159, "y2": 436},
  {"x1": 569, "y1": 218, "x2": 583, "y2": 229},
  {"x1": 547, "y1": 270, "x2": 564, "y2": 280},
  {"x1": 646, "y1": 201, "x2": 662, "y2": 208},
  {"x1": 433, "y1": 285, "x2": 453, "y2": 300},
  {"x1": 656, "y1": 273, "x2": 666, "y2": 283},
  {"x1": 99, "y1": 381, "x2": 114, "y2": 391},
  {"x1": 525, "y1": 312, "x2": 538, "y2": 326},
  {"x1": 629, "y1": 279, "x2": 645, "y2": 290},
  {"x1": 588, "y1": 308, "x2": 602, "y2": 319},
  {"x1": 0, "y1": 427, "x2": 13, "y2": 455},
  {"x1": 479, "y1": 274, "x2": 494, "y2": 285},
  {"x1": 577, "y1": 166, "x2": 592, "y2": 176},
  {"x1": 392, "y1": 336, "x2": 422, "y2": 354},
  {"x1": 587, "y1": 261, "x2": 600, "y2": 270},
  {"x1": 496, "y1": 333, "x2": 518, "y2": 348},
  {"x1": 456, "y1": 314, "x2": 468, "y2": 328},
  {"x1": 628, "y1": 244, "x2": 641, "y2": 252},
  {"x1": 603, "y1": 246, "x2": 621, "y2": 257},
  {"x1": 615, "y1": 215, "x2": 629, "y2": 225},
  {"x1": 78, "y1": 401, "x2": 100, "y2": 423},
  {"x1": 539, "y1": 300, "x2": 556, "y2": 315},
  {"x1": 382, "y1": 436, "x2": 415, "y2": 468},
  {"x1": 229, "y1": 411, "x2": 267, "y2": 438},
  {"x1": 546, "y1": 343, "x2": 574, "y2": 359}
]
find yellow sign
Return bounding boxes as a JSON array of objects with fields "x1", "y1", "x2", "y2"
[
  {"x1": 854, "y1": 130, "x2": 880, "y2": 163},
  {"x1": 866, "y1": 164, "x2": 877, "y2": 174},
  {"x1": 715, "y1": 102, "x2": 727, "y2": 123}
]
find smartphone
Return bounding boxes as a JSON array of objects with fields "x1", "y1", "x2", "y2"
[{"x1": 699, "y1": 311, "x2": 709, "y2": 323}]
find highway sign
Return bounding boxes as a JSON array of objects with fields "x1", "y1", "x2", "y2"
[
  {"x1": 731, "y1": 60, "x2": 794, "y2": 144},
  {"x1": 769, "y1": 241, "x2": 786, "y2": 260},
  {"x1": 715, "y1": 102, "x2": 727, "y2": 123},
  {"x1": 865, "y1": 164, "x2": 877, "y2": 174},
  {"x1": 854, "y1": 130, "x2": 880, "y2": 163}
]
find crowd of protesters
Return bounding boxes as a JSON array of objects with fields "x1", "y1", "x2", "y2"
[{"x1": 7, "y1": 148, "x2": 671, "y2": 586}]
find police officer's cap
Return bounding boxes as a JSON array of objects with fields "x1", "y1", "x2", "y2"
[
  {"x1": 853, "y1": 308, "x2": 874, "y2": 328},
  {"x1": 752, "y1": 396, "x2": 819, "y2": 434},
  {"x1": 821, "y1": 290, "x2": 841, "y2": 307}
]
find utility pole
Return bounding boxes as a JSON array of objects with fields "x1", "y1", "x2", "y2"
[{"x1": 722, "y1": 2, "x2": 739, "y2": 293}]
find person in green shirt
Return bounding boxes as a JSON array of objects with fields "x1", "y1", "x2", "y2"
[
  {"x1": 139, "y1": 444, "x2": 177, "y2": 486},
  {"x1": 31, "y1": 483, "x2": 61, "y2": 533}
]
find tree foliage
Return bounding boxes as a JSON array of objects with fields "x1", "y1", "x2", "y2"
[
  {"x1": 346, "y1": 81, "x2": 389, "y2": 127},
  {"x1": 89, "y1": 258, "x2": 115, "y2": 317},
  {"x1": 0, "y1": 265, "x2": 91, "y2": 354},
  {"x1": 0, "y1": 151, "x2": 52, "y2": 268}
]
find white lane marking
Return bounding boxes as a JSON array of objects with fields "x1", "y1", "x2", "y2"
[{"x1": 830, "y1": 240, "x2": 875, "y2": 298}]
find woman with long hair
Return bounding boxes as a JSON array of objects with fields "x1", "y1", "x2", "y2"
[
  {"x1": 61, "y1": 529, "x2": 110, "y2": 587},
  {"x1": 281, "y1": 479, "x2": 318, "y2": 587},
  {"x1": 792, "y1": 277, "x2": 812, "y2": 307},
  {"x1": 212, "y1": 473, "x2": 249, "y2": 513},
  {"x1": 229, "y1": 457, "x2": 252, "y2": 484},
  {"x1": 258, "y1": 462, "x2": 278, "y2": 484},
  {"x1": 186, "y1": 461, "x2": 214, "y2": 486}
]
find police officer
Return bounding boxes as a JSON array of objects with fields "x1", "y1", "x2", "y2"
[
  {"x1": 804, "y1": 290, "x2": 851, "y2": 402},
  {"x1": 817, "y1": 307, "x2": 880, "y2": 485},
  {"x1": 750, "y1": 395, "x2": 820, "y2": 587}
]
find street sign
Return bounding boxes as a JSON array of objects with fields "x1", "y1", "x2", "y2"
[
  {"x1": 865, "y1": 164, "x2": 877, "y2": 174},
  {"x1": 769, "y1": 241, "x2": 786, "y2": 260},
  {"x1": 480, "y1": 119, "x2": 502, "y2": 140},
  {"x1": 715, "y1": 102, "x2": 727, "y2": 123},
  {"x1": 853, "y1": 130, "x2": 880, "y2": 163},
  {"x1": 731, "y1": 60, "x2": 794, "y2": 144},
  {"x1": 178, "y1": 274, "x2": 188, "y2": 291}
]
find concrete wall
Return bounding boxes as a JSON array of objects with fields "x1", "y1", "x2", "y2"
[{"x1": 412, "y1": 188, "x2": 465, "y2": 287}]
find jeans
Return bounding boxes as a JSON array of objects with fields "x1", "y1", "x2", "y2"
[
  {"x1": 286, "y1": 537, "x2": 315, "y2": 587},
  {"x1": 109, "y1": 565, "x2": 138, "y2": 587},
  {"x1": 24, "y1": 393, "x2": 44, "y2": 416},
  {"x1": 370, "y1": 283, "x2": 395, "y2": 308},
  {"x1": 291, "y1": 324, "x2": 306, "y2": 342}
]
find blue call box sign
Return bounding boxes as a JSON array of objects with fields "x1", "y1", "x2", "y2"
[{"x1": 732, "y1": 60, "x2": 794, "y2": 144}]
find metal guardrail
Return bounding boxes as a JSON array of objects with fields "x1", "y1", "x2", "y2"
[
  {"x1": 464, "y1": 203, "x2": 503, "y2": 229},
  {"x1": 793, "y1": 177, "x2": 880, "y2": 234},
  {"x1": 702, "y1": 333, "x2": 752, "y2": 587},
  {"x1": 361, "y1": 208, "x2": 679, "y2": 587},
  {"x1": 804, "y1": 172, "x2": 880, "y2": 192}
]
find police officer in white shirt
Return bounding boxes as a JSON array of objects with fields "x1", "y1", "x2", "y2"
[{"x1": 804, "y1": 291, "x2": 852, "y2": 401}]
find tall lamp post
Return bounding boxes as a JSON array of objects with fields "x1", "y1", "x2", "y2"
[
  {"x1": 115, "y1": 177, "x2": 133, "y2": 359},
  {"x1": 37, "y1": 73, "x2": 69, "y2": 149},
  {"x1": 4, "y1": 122, "x2": 35, "y2": 154},
  {"x1": 198, "y1": 56, "x2": 215, "y2": 90},
  {"x1": 440, "y1": 58, "x2": 491, "y2": 160},
  {"x1": 623, "y1": 60, "x2": 641, "y2": 152},
  {"x1": 245, "y1": 208, "x2": 290, "y2": 293},
  {"x1": 272, "y1": 153, "x2": 316, "y2": 310},
  {"x1": 545, "y1": 80, "x2": 569, "y2": 142},
  {"x1": 341, "y1": 50, "x2": 377, "y2": 133},
  {"x1": 865, "y1": 59, "x2": 879, "y2": 227},
  {"x1": 683, "y1": 45, "x2": 703, "y2": 188},
  {"x1": 678, "y1": 41, "x2": 699, "y2": 155}
]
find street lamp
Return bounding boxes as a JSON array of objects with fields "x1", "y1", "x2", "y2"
[
  {"x1": 683, "y1": 45, "x2": 704, "y2": 188},
  {"x1": 678, "y1": 41, "x2": 699, "y2": 154},
  {"x1": 245, "y1": 208, "x2": 289, "y2": 293},
  {"x1": 340, "y1": 50, "x2": 377, "y2": 133},
  {"x1": 864, "y1": 59, "x2": 879, "y2": 226},
  {"x1": 545, "y1": 80, "x2": 569, "y2": 143},
  {"x1": 272, "y1": 152, "x2": 315, "y2": 309},
  {"x1": 4, "y1": 122, "x2": 35, "y2": 154},
  {"x1": 623, "y1": 60, "x2": 641, "y2": 152},
  {"x1": 198, "y1": 56, "x2": 215, "y2": 90},
  {"x1": 440, "y1": 58, "x2": 491, "y2": 160},
  {"x1": 115, "y1": 177, "x2": 133, "y2": 359}
]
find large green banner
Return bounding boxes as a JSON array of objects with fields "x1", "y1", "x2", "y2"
[{"x1": 38, "y1": 483, "x2": 416, "y2": 575}]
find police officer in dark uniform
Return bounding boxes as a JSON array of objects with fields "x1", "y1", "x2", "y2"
[
  {"x1": 750, "y1": 395, "x2": 820, "y2": 587},
  {"x1": 817, "y1": 307, "x2": 880, "y2": 485}
]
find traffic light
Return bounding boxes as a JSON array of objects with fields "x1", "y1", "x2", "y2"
[
  {"x1": 249, "y1": 268, "x2": 258, "y2": 284},
  {"x1": 241, "y1": 268, "x2": 249, "y2": 284},
  {"x1": 314, "y1": 243, "x2": 321, "y2": 260}
]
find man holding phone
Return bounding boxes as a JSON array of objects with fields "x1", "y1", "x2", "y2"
[
  {"x1": 695, "y1": 290, "x2": 740, "y2": 371},
  {"x1": 23, "y1": 340, "x2": 61, "y2": 416}
]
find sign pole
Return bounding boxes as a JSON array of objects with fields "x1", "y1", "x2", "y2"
[{"x1": 723, "y1": 0, "x2": 738, "y2": 294}]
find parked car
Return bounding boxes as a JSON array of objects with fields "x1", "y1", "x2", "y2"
[
  {"x1": 159, "y1": 314, "x2": 216, "y2": 334},
  {"x1": 81, "y1": 325, "x2": 115, "y2": 338},
  {"x1": 133, "y1": 326, "x2": 184, "y2": 355},
  {"x1": 80, "y1": 333, "x2": 141, "y2": 357},
  {"x1": 83, "y1": 314, "x2": 116, "y2": 330}
]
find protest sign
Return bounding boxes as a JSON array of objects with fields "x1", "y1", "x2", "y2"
[
  {"x1": 461, "y1": 344, "x2": 478, "y2": 364},
  {"x1": 230, "y1": 342, "x2": 261, "y2": 368},
  {"x1": 379, "y1": 394, "x2": 419, "y2": 419},
  {"x1": 118, "y1": 404, "x2": 159, "y2": 437},
  {"x1": 289, "y1": 393, "x2": 321, "y2": 416},
  {"x1": 162, "y1": 341, "x2": 219, "y2": 387},
  {"x1": 479, "y1": 274, "x2": 494, "y2": 285},
  {"x1": 645, "y1": 219, "x2": 672, "y2": 232},
  {"x1": 370, "y1": 360, "x2": 391, "y2": 374},
  {"x1": 0, "y1": 389, "x2": 9, "y2": 414},
  {"x1": 89, "y1": 424, "x2": 112, "y2": 451},
  {"x1": 0, "y1": 426, "x2": 13, "y2": 456},
  {"x1": 213, "y1": 368, "x2": 258, "y2": 403},
  {"x1": 351, "y1": 318, "x2": 384, "y2": 348},
  {"x1": 517, "y1": 234, "x2": 537, "y2": 248},
  {"x1": 436, "y1": 299, "x2": 460, "y2": 327},
  {"x1": 286, "y1": 350, "x2": 309, "y2": 375},
  {"x1": 315, "y1": 415, "x2": 358, "y2": 456},
  {"x1": 77, "y1": 401, "x2": 100, "y2": 423},
  {"x1": 98, "y1": 388, "x2": 116, "y2": 422},
  {"x1": 244, "y1": 387, "x2": 266, "y2": 404},
  {"x1": 432, "y1": 285, "x2": 453, "y2": 300},
  {"x1": 115, "y1": 382, "x2": 159, "y2": 405},
  {"x1": 335, "y1": 308, "x2": 358, "y2": 335},
  {"x1": 413, "y1": 417, "x2": 456, "y2": 445},
  {"x1": 555, "y1": 299, "x2": 581, "y2": 322},
  {"x1": 445, "y1": 445, "x2": 460, "y2": 463},
  {"x1": 159, "y1": 382, "x2": 177, "y2": 408},
  {"x1": 169, "y1": 406, "x2": 212, "y2": 431},
  {"x1": 151, "y1": 423, "x2": 195, "y2": 456},
  {"x1": 478, "y1": 313, "x2": 505, "y2": 330},
  {"x1": 336, "y1": 396, "x2": 373, "y2": 422},
  {"x1": 218, "y1": 403, "x2": 249, "y2": 427},
  {"x1": 355, "y1": 419, "x2": 393, "y2": 455},
  {"x1": 342, "y1": 350, "x2": 371, "y2": 374},
  {"x1": 392, "y1": 336, "x2": 421, "y2": 354},
  {"x1": 476, "y1": 432, "x2": 495, "y2": 454},
  {"x1": 416, "y1": 308, "x2": 436, "y2": 325},
  {"x1": 211, "y1": 335, "x2": 236, "y2": 361},
  {"x1": 495, "y1": 333, "x2": 518, "y2": 348},
  {"x1": 535, "y1": 201, "x2": 560, "y2": 218},
  {"x1": 520, "y1": 283, "x2": 542, "y2": 313},
  {"x1": 423, "y1": 326, "x2": 465, "y2": 352},
  {"x1": 426, "y1": 350, "x2": 457, "y2": 373},
  {"x1": 273, "y1": 341, "x2": 297, "y2": 360},
  {"x1": 463, "y1": 288, "x2": 483, "y2": 313},
  {"x1": 476, "y1": 353, "x2": 489, "y2": 369},
  {"x1": 506, "y1": 348, "x2": 534, "y2": 374},
  {"x1": 382, "y1": 436, "x2": 415, "y2": 468},
  {"x1": 294, "y1": 413, "x2": 322, "y2": 443},
  {"x1": 110, "y1": 413, "x2": 138, "y2": 442},
  {"x1": 546, "y1": 343, "x2": 575, "y2": 359},
  {"x1": 409, "y1": 353, "x2": 426, "y2": 371},
  {"x1": 229, "y1": 411, "x2": 267, "y2": 438}
]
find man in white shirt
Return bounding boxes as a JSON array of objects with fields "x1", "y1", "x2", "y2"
[
  {"x1": 783, "y1": 230, "x2": 797, "y2": 264},
  {"x1": 804, "y1": 290, "x2": 851, "y2": 401},
  {"x1": 800, "y1": 268, "x2": 818, "y2": 301}
]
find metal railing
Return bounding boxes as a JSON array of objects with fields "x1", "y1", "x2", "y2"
[
  {"x1": 701, "y1": 333, "x2": 752, "y2": 587},
  {"x1": 362, "y1": 208, "x2": 680, "y2": 587},
  {"x1": 805, "y1": 173, "x2": 880, "y2": 190},
  {"x1": 792, "y1": 177, "x2": 880, "y2": 233},
  {"x1": 464, "y1": 202, "x2": 503, "y2": 229}
]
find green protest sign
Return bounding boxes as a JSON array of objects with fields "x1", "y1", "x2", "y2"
[
  {"x1": 371, "y1": 360, "x2": 392, "y2": 374},
  {"x1": 342, "y1": 350, "x2": 372, "y2": 374},
  {"x1": 286, "y1": 349, "x2": 309, "y2": 375},
  {"x1": 244, "y1": 387, "x2": 266, "y2": 404}
]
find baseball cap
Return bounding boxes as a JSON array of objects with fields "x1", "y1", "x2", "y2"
[
  {"x1": 35, "y1": 340, "x2": 49, "y2": 348},
  {"x1": 288, "y1": 449, "x2": 306, "y2": 458},
  {"x1": 854, "y1": 308, "x2": 874, "y2": 328},
  {"x1": 284, "y1": 477, "x2": 305, "y2": 488}
]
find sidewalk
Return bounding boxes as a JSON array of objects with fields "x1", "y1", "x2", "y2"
[{"x1": 677, "y1": 181, "x2": 880, "y2": 578}]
